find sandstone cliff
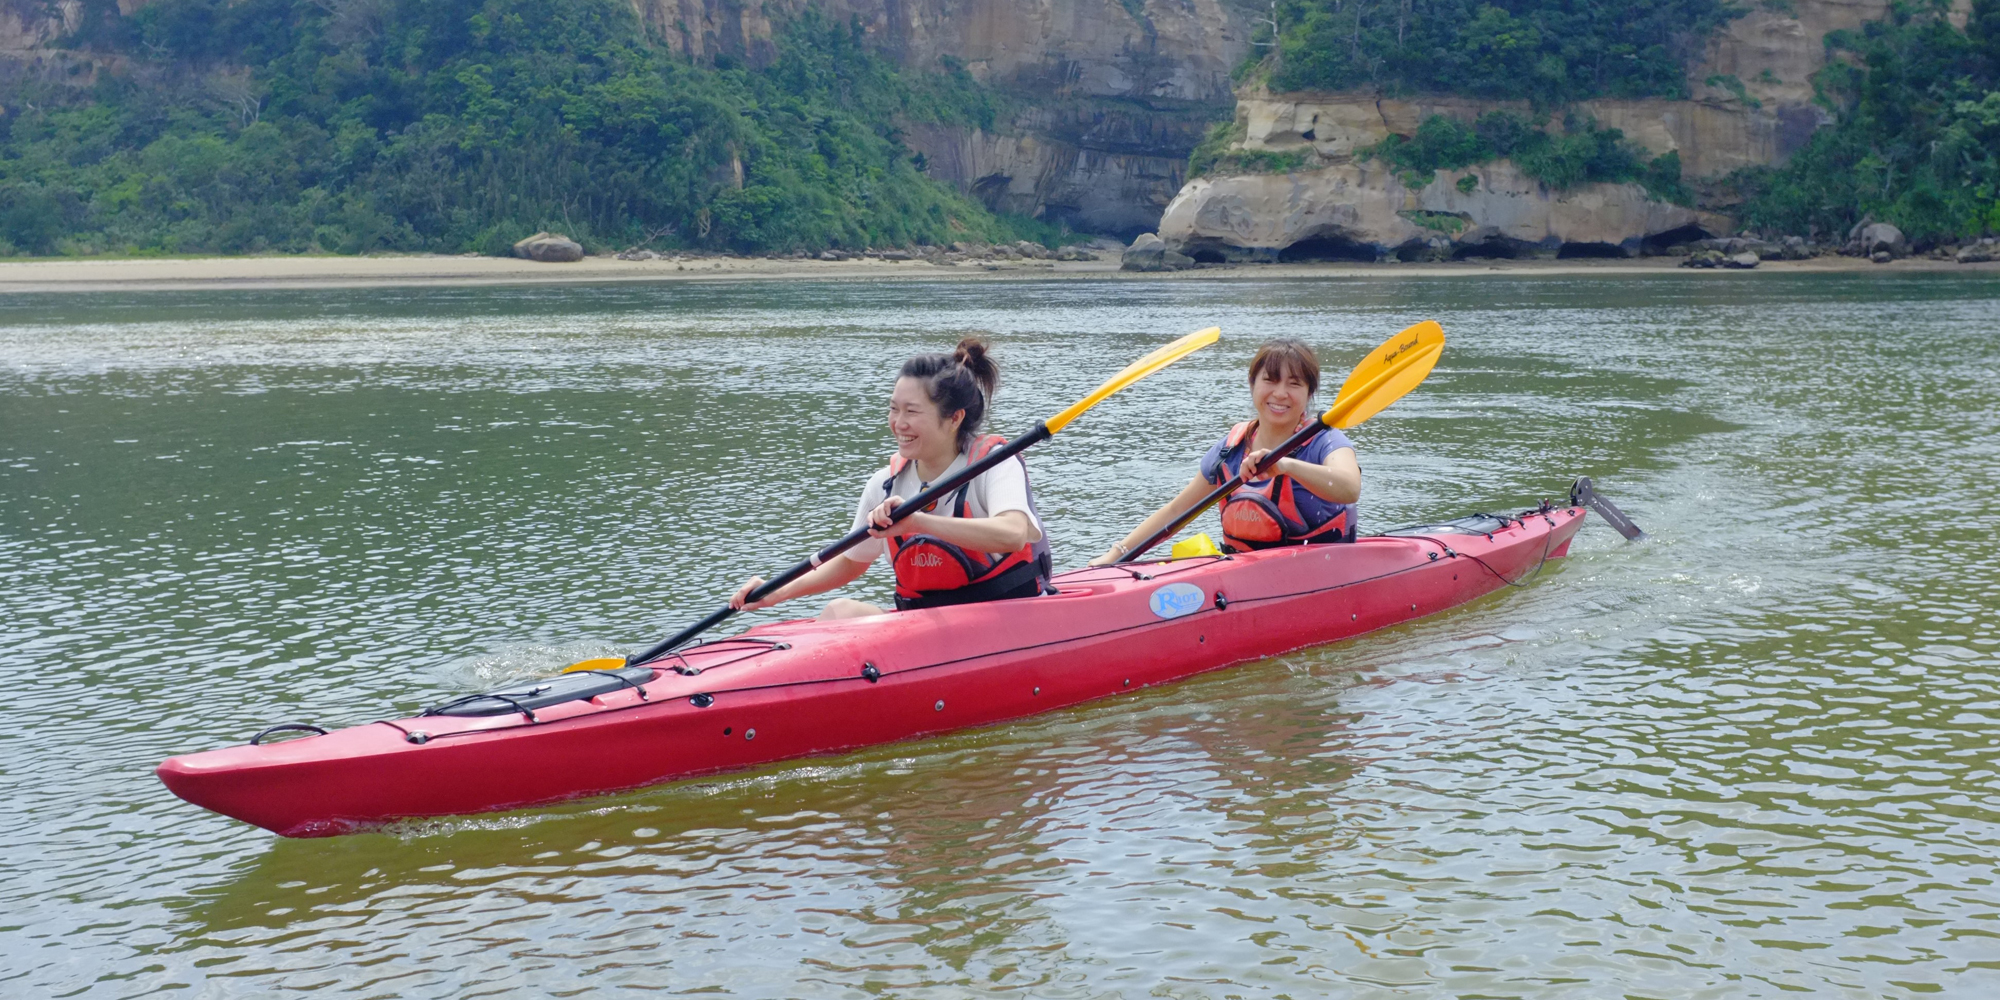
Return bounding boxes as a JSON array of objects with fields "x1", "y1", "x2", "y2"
[
  {"x1": 1161, "y1": 0, "x2": 1975, "y2": 258},
  {"x1": 633, "y1": 0, "x2": 1258, "y2": 234},
  {"x1": 1162, "y1": 160, "x2": 1724, "y2": 262},
  {"x1": 1234, "y1": 0, "x2": 1970, "y2": 179}
]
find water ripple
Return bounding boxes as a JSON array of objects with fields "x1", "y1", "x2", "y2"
[{"x1": 2, "y1": 273, "x2": 1996, "y2": 997}]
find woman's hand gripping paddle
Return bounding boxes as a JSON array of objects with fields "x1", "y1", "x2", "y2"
[
  {"x1": 577, "y1": 327, "x2": 1223, "y2": 671},
  {"x1": 1114, "y1": 320, "x2": 1444, "y2": 563}
]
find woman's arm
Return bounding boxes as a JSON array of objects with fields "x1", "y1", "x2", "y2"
[
  {"x1": 1088, "y1": 474, "x2": 1215, "y2": 566},
  {"x1": 1246, "y1": 445, "x2": 1360, "y2": 505},
  {"x1": 730, "y1": 554, "x2": 872, "y2": 612},
  {"x1": 866, "y1": 501, "x2": 1039, "y2": 553}
]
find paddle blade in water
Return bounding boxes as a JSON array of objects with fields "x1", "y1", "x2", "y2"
[
  {"x1": 1323, "y1": 320, "x2": 1444, "y2": 429},
  {"x1": 562, "y1": 657, "x2": 629, "y2": 674},
  {"x1": 1044, "y1": 326, "x2": 1220, "y2": 432}
]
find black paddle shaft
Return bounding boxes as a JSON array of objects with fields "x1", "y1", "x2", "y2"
[
  {"x1": 1116, "y1": 416, "x2": 1330, "y2": 563},
  {"x1": 630, "y1": 422, "x2": 1054, "y2": 665}
]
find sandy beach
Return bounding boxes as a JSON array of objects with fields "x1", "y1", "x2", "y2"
[{"x1": 0, "y1": 250, "x2": 1985, "y2": 292}]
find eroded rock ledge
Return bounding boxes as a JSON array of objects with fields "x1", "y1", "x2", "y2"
[{"x1": 1160, "y1": 161, "x2": 1731, "y2": 262}]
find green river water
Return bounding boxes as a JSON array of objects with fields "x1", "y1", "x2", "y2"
[{"x1": 2, "y1": 274, "x2": 1996, "y2": 998}]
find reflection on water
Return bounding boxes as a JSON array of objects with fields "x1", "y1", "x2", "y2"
[{"x1": 2, "y1": 274, "x2": 1996, "y2": 997}]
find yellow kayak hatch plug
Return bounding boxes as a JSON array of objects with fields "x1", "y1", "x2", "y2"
[{"x1": 1170, "y1": 533, "x2": 1223, "y2": 560}]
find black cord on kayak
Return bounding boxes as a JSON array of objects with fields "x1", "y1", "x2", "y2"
[{"x1": 1403, "y1": 531, "x2": 1554, "y2": 590}]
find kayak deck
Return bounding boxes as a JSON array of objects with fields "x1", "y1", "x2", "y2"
[{"x1": 158, "y1": 503, "x2": 1588, "y2": 836}]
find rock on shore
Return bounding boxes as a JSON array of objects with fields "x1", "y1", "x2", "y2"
[{"x1": 513, "y1": 232, "x2": 585, "y2": 263}]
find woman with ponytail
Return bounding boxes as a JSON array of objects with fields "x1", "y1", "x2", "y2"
[{"x1": 729, "y1": 337, "x2": 1052, "y2": 619}]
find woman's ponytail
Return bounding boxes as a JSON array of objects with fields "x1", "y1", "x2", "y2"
[
  {"x1": 902, "y1": 336, "x2": 999, "y2": 453},
  {"x1": 953, "y1": 336, "x2": 999, "y2": 401}
]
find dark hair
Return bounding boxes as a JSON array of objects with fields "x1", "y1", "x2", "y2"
[
  {"x1": 900, "y1": 336, "x2": 1000, "y2": 452},
  {"x1": 1247, "y1": 339, "x2": 1320, "y2": 396}
]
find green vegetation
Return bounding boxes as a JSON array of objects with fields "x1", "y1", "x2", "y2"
[
  {"x1": 1262, "y1": 0, "x2": 1744, "y2": 105},
  {"x1": 0, "y1": 0, "x2": 1054, "y2": 257},
  {"x1": 1187, "y1": 121, "x2": 1311, "y2": 177},
  {"x1": 1361, "y1": 111, "x2": 1691, "y2": 203},
  {"x1": 1734, "y1": 0, "x2": 2000, "y2": 242},
  {"x1": 1705, "y1": 73, "x2": 1762, "y2": 108},
  {"x1": 1400, "y1": 209, "x2": 1468, "y2": 233}
]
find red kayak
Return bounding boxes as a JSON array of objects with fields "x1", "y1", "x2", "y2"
[{"x1": 159, "y1": 498, "x2": 1604, "y2": 837}]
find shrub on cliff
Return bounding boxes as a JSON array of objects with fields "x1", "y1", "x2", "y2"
[
  {"x1": 1733, "y1": 0, "x2": 2000, "y2": 242},
  {"x1": 1187, "y1": 121, "x2": 1312, "y2": 177},
  {"x1": 1362, "y1": 111, "x2": 1690, "y2": 202},
  {"x1": 1262, "y1": 0, "x2": 1742, "y2": 105},
  {"x1": 0, "y1": 0, "x2": 1047, "y2": 257}
]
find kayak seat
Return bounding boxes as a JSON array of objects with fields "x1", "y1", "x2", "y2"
[
  {"x1": 425, "y1": 666, "x2": 655, "y2": 719},
  {"x1": 1377, "y1": 513, "x2": 1515, "y2": 537}
]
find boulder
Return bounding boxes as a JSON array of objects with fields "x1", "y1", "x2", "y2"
[
  {"x1": 1955, "y1": 244, "x2": 1993, "y2": 264},
  {"x1": 1121, "y1": 233, "x2": 1166, "y2": 271},
  {"x1": 1724, "y1": 251, "x2": 1761, "y2": 269},
  {"x1": 1055, "y1": 246, "x2": 1098, "y2": 261},
  {"x1": 1121, "y1": 233, "x2": 1194, "y2": 272},
  {"x1": 1680, "y1": 249, "x2": 1725, "y2": 268},
  {"x1": 1870, "y1": 249, "x2": 1893, "y2": 264},
  {"x1": 1777, "y1": 235, "x2": 1813, "y2": 260},
  {"x1": 1702, "y1": 236, "x2": 1778, "y2": 258},
  {"x1": 1859, "y1": 222, "x2": 1906, "y2": 257},
  {"x1": 512, "y1": 232, "x2": 584, "y2": 262}
]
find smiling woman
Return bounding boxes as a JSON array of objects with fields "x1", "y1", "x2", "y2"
[
  {"x1": 1093, "y1": 337, "x2": 1362, "y2": 564},
  {"x1": 730, "y1": 337, "x2": 1053, "y2": 619}
]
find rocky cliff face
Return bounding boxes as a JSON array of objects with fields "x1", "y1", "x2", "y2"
[
  {"x1": 1161, "y1": 160, "x2": 1725, "y2": 261},
  {"x1": 1234, "y1": 0, "x2": 1968, "y2": 180},
  {"x1": 634, "y1": 0, "x2": 1257, "y2": 234},
  {"x1": 1163, "y1": 0, "x2": 1974, "y2": 258}
]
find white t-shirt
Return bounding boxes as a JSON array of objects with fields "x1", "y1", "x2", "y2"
[{"x1": 842, "y1": 450, "x2": 1041, "y2": 564}]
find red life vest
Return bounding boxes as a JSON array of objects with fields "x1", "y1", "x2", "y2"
[
  {"x1": 1212, "y1": 420, "x2": 1353, "y2": 553},
  {"x1": 884, "y1": 435, "x2": 1053, "y2": 610}
]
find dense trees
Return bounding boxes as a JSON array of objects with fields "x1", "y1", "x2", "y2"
[
  {"x1": 1264, "y1": 0, "x2": 1740, "y2": 104},
  {"x1": 1734, "y1": 0, "x2": 2000, "y2": 242},
  {"x1": 0, "y1": 0, "x2": 1042, "y2": 256}
]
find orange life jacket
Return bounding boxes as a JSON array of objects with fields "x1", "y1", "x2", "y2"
[
  {"x1": 1211, "y1": 420, "x2": 1353, "y2": 553},
  {"x1": 884, "y1": 435, "x2": 1053, "y2": 610}
]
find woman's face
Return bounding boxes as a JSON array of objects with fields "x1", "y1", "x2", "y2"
[
  {"x1": 1251, "y1": 365, "x2": 1313, "y2": 428},
  {"x1": 888, "y1": 377, "x2": 963, "y2": 460}
]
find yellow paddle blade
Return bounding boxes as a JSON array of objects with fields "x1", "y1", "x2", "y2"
[
  {"x1": 1044, "y1": 326, "x2": 1220, "y2": 433},
  {"x1": 562, "y1": 656, "x2": 628, "y2": 674},
  {"x1": 1321, "y1": 320, "x2": 1444, "y2": 429}
]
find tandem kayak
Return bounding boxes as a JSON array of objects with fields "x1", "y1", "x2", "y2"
[{"x1": 158, "y1": 490, "x2": 1619, "y2": 837}]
